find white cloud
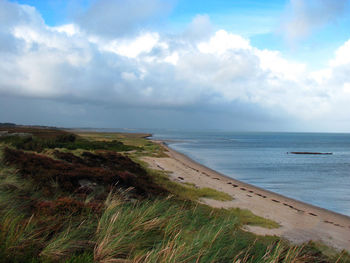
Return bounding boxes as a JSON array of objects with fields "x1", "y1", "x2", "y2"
[
  {"x1": 1, "y1": 0, "x2": 350, "y2": 130},
  {"x1": 102, "y1": 32, "x2": 161, "y2": 58},
  {"x1": 164, "y1": 52, "x2": 179, "y2": 65},
  {"x1": 344, "y1": 83, "x2": 350, "y2": 93},
  {"x1": 310, "y1": 68, "x2": 332, "y2": 84},
  {"x1": 330, "y1": 39, "x2": 350, "y2": 67},
  {"x1": 255, "y1": 49, "x2": 306, "y2": 81},
  {"x1": 52, "y1": 24, "x2": 80, "y2": 36},
  {"x1": 197, "y1": 30, "x2": 251, "y2": 55}
]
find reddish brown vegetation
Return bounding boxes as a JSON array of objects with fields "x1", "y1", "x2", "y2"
[
  {"x1": 3, "y1": 147, "x2": 167, "y2": 198},
  {"x1": 2, "y1": 147, "x2": 168, "y2": 219},
  {"x1": 53, "y1": 150, "x2": 168, "y2": 197}
]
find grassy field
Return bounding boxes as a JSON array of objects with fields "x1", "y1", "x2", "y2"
[
  {"x1": 75, "y1": 131, "x2": 168, "y2": 157},
  {"x1": 0, "y1": 127, "x2": 349, "y2": 262}
]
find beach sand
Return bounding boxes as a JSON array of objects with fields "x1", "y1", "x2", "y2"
[{"x1": 141, "y1": 141, "x2": 350, "y2": 252}]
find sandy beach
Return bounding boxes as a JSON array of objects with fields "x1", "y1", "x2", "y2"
[{"x1": 142, "y1": 141, "x2": 350, "y2": 252}]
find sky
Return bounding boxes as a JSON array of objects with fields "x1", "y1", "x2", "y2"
[{"x1": 1, "y1": 0, "x2": 350, "y2": 132}]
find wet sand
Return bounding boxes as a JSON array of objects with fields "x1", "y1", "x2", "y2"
[{"x1": 142, "y1": 141, "x2": 350, "y2": 252}]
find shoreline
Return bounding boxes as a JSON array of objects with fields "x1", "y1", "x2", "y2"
[
  {"x1": 162, "y1": 141, "x2": 350, "y2": 220},
  {"x1": 142, "y1": 140, "x2": 350, "y2": 252}
]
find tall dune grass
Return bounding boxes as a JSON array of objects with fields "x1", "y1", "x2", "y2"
[{"x1": 93, "y1": 195, "x2": 333, "y2": 263}]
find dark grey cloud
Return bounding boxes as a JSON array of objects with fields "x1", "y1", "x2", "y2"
[{"x1": 0, "y1": 94, "x2": 295, "y2": 131}]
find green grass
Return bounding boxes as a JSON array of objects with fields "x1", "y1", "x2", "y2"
[
  {"x1": 39, "y1": 219, "x2": 96, "y2": 262},
  {"x1": 94, "y1": 194, "x2": 280, "y2": 263},
  {"x1": 228, "y1": 208, "x2": 280, "y2": 229},
  {"x1": 93, "y1": 195, "x2": 350, "y2": 263},
  {"x1": 0, "y1": 210, "x2": 47, "y2": 263},
  {"x1": 145, "y1": 166, "x2": 233, "y2": 201},
  {"x1": 76, "y1": 132, "x2": 168, "y2": 157},
  {"x1": 64, "y1": 253, "x2": 94, "y2": 263},
  {"x1": 194, "y1": 186, "x2": 234, "y2": 201},
  {"x1": 75, "y1": 131, "x2": 151, "y2": 145}
]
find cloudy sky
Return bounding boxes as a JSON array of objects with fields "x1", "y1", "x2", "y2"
[{"x1": 1, "y1": 0, "x2": 350, "y2": 132}]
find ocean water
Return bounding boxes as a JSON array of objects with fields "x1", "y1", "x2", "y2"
[{"x1": 151, "y1": 131, "x2": 350, "y2": 216}]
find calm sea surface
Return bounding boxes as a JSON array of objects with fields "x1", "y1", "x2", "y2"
[{"x1": 150, "y1": 131, "x2": 350, "y2": 216}]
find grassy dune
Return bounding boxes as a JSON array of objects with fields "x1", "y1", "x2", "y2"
[{"x1": 0, "y1": 127, "x2": 348, "y2": 262}]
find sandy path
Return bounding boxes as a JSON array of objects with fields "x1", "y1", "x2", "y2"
[{"x1": 141, "y1": 142, "x2": 350, "y2": 252}]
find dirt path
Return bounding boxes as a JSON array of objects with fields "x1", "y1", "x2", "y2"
[{"x1": 141, "y1": 142, "x2": 350, "y2": 252}]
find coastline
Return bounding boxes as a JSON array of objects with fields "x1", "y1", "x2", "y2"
[{"x1": 142, "y1": 140, "x2": 350, "y2": 252}]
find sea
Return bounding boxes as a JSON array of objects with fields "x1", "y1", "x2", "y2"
[{"x1": 149, "y1": 131, "x2": 350, "y2": 217}]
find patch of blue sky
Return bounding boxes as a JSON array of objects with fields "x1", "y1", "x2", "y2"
[
  {"x1": 169, "y1": 0, "x2": 284, "y2": 35},
  {"x1": 11, "y1": 0, "x2": 93, "y2": 26}
]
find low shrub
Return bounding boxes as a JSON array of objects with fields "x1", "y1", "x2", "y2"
[
  {"x1": 0, "y1": 132, "x2": 139, "y2": 153},
  {"x1": 3, "y1": 148, "x2": 168, "y2": 198}
]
